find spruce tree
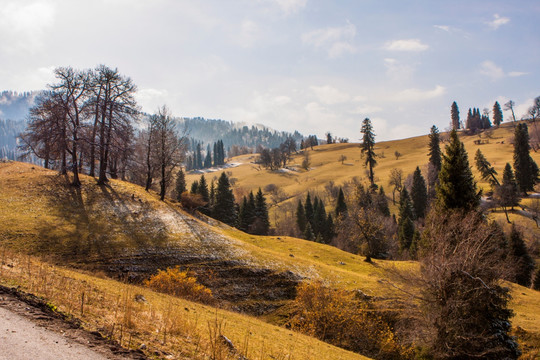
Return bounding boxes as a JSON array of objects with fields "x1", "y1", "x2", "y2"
[
  {"x1": 198, "y1": 175, "x2": 210, "y2": 214},
  {"x1": 304, "y1": 222, "x2": 314, "y2": 241},
  {"x1": 428, "y1": 125, "x2": 442, "y2": 173},
  {"x1": 213, "y1": 172, "x2": 237, "y2": 226},
  {"x1": 509, "y1": 225, "x2": 535, "y2": 287},
  {"x1": 190, "y1": 180, "x2": 199, "y2": 194},
  {"x1": 360, "y1": 118, "x2": 377, "y2": 187},
  {"x1": 493, "y1": 101, "x2": 503, "y2": 127},
  {"x1": 254, "y1": 188, "x2": 270, "y2": 235},
  {"x1": 296, "y1": 199, "x2": 307, "y2": 234},
  {"x1": 398, "y1": 188, "x2": 415, "y2": 251},
  {"x1": 513, "y1": 123, "x2": 539, "y2": 194},
  {"x1": 451, "y1": 101, "x2": 460, "y2": 130},
  {"x1": 496, "y1": 163, "x2": 520, "y2": 210},
  {"x1": 313, "y1": 198, "x2": 327, "y2": 239},
  {"x1": 204, "y1": 145, "x2": 212, "y2": 168},
  {"x1": 475, "y1": 149, "x2": 499, "y2": 187},
  {"x1": 195, "y1": 143, "x2": 203, "y2": 169},
  {"x1": 335, "y1": 187, "x2": 348, "y2": 217},
  {"x1": 377, "y1": 186, "x2": 391, "y2": 217},
  {"x1": 410, "y1": 167, "x2": 428, "y2": 219},
  {"x1": 323, "y1": 213, "x2": 335, "y2": 244},
  {"x1": 304, "y1": 193, "x2": 314, "y2": 226},
  {"x1": 209, "y1": 180, "x2": 216, "y2": 211},
  {"x1": 436, "y1": 130, "x2": 480, "y2": 211},
  {"x1": 238, "y1": 197, "x2": 250, "y2": 232},
  {"x1": 175, "y1": 168, "x2": 186, "y2": 201}
]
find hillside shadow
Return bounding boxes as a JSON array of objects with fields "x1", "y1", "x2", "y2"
[{"x1": 36, "y1": 176, "x2": 169, "y2": 262}]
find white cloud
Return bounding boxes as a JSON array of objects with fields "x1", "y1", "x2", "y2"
[
  {"x1": 384, "y1": 58, "x2": 414, "y2": 81},
  {"x1": 508, "y1": 71, "x2": 528, "y2": 77},
  {"x1": 480, "y1": 60, "x2": 505, "y2": 80},
  {"x1": 135, "y1": 88, "x2": 169, "y2": 113},
  {"x1": 350, "y1": 105, "x2": 382, "y2": 114},
  {"x1": 310, "y1": 85, "x2": 351, "y2": 105},
  {"x1": 384, "y1": 39, "x2": 428, "y2": 52},
  {"x1": 237, "y1": 20, "x2": 260, "y2": 47},
  {"x1": 0, "y1": 1, "x2": 55, "y2": 52},
  {"x1": 273, "y1": 0, "x2": 307, "y2": 15},
  {"x1": 486, "y1": 14, "x2": 510, "y2": 30},
  {"x1": 480, "y1": 61, "x2": 526, "y2": 80},
  {"x1": 393, "y1": 85, "x2": 446, "y2": 102},
  {"x1": 302, "y1": 22, "x2": 356, "y2": 58},
  {"x1": 434, "y1": 25, "x2": 450, "y2": 32}
]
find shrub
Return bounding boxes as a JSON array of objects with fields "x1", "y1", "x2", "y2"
[
  {"x1": 145, "y1": 266, "x2": 213, "y2": 304},
  {"x1": 179, "y1": 191, "x2": 206, "y2": 212},
  {"x1": 288, "y1": 280, "x2": 410, "y2": 359}
]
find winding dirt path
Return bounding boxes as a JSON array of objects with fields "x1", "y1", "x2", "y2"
[{"x1": 0, "y1": 286, "x2": 146, "y2": 360}]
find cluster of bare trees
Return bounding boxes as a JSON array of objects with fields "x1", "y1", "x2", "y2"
[{"x1": 20, "y1": 65, "x2": 186, "y2": 199}]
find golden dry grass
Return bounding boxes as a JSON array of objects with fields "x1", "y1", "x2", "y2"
[{"x1": 0, "y1": 248, "x2": 369, "y2": 360}]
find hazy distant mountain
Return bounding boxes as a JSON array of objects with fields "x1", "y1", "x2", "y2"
[
  {"x1": 179, "y1": 117, "x2": 304, "y2": 151},
  {"x1": 0, "y1": 91, "x2": 40, "y2": 121}
]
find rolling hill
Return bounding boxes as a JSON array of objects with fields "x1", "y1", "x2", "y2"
[{"x1": 0, "y1": 121, "x2": 539, "y2": 358}]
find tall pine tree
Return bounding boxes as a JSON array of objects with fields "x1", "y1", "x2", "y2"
[
  {"x1": 410, "y1": 167, "x2": 428, "y2": 219},
  {"x1": 436, "y1": 130, "x2": 480, "y2": 211},
  {"x1": 254, "y1": 188, "x2": 270, "y2": 235},
  {"x1": 296, "y1": 199, "x2": 307, "y2": 234},
  {"x1": 513, "y1": 123, "x2": 539, "y2": 194},
  {"x1": 213, "y1": 172, "x2": 237, "y2": 226},
  {"x1": 175, "y1": 168, "x2": 186, "y2": 201},
  {"x1": 398, "y1": 188, "x2": 415, "y2": 252},
  {"x1": 493, "y1": 101, "x2": 503, "y2": 127},
  {"x1": 360, "y1": 118, "x2": 377, "y2": 187},
  {"x1": 451, "y1": 101, "x2": 460, "y2": 130},
  {"x1": 335, "y1": 187, "x2": 348, "y2": 217},
  {"x1": 509, "y1": 225, "x2": 535, "y2": 287}
]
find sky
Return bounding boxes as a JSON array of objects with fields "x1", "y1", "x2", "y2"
[{"x1": 0, "y1": 0, "x2": 539, "y2": 141}]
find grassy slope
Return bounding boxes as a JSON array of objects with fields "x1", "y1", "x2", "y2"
[
  {"x1": 186, "y1": 123, "x2": 540, "y2": 229},
  {"x1": 0, "y1": 161, "x2": 370, "y2": 360}
]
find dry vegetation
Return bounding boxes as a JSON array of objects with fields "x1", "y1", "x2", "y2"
[
  {"x1": 1, "y1": 120, "x2": 540, "y2": 360},
  {"x1": 0, "y1": 248, "x2": 369, "y2": 360}
]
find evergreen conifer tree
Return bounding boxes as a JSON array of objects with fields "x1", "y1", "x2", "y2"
[
  {"x1": 213, "y1": 172, "x2": 237, "y2": 225},
  {"x1": 197, "y1": 175, "x2": 210, "y2": 214},
  {"x1": 195, "y1": 143, "x2": 203, "y2": 169},
  {"x1": 313, "y1": 198, "x2": 327, "y2": 238},
  {"x1": 360, "y1": 118, "x2": 377, "y2": 187},
  {"x1": 436, "y1": 130, "x2": 480, "y2": 211},
  {"x1": 475, "y1": 149, "x2": 499, "y2": 187},
  {"x1": 209, "y1": 180, "x2": 216, "y2": 211},
  {"x1": 335, "y1": 187, "x2": 348, "y2": 217},
  {"x1": 323, "y1": 213, "x2": 335, "y2": 244},
  {"x1": 175, "y1": 168, "x2": 186, "y2": 201},
  {"x1": 496, "y1": 163, "x2": 520, "y2": 211},
  {"x1": 493, "y1": 101, "x2": 503, "y2": 127},
  {"x1": 398, "y1": 188, "x2": 415, "y2": 251},
  {"x1": 304, "y1": 222, "x2": 314, "y2": 241},
  {"x1": 451, "y1": 101, "x2": 460, "y2": 130},
  {"x1": 204, "y1": 145, "x2": 212, "y2": 168},
  {"x1": 513, "y1": 123, "x2": 539, "y2": 194},
  {"x1": 190, "y1": 180, "x2": 199, "y2": 194},
  {"x1": 254, "y1": 188, "x2": 270, "y2": 235},
  {"x1": 428, "y1": 125, "x2": 442, "y2": 173},
  {"x1": 377, "y1": 186, "x2": 391, "y2": 217},
  {"x1": 509, "y1": 225, "x2": 535, "y2": 287},
  {"x1": 410, "y1": 167, "x2": 428, "y2": 219},
  {"x1": 296, "y1": 199, "x2": 307, "y2": 234},
  {"x1": 238, "y1": 197, "x2": 250, "y2": 232},
  {"x1": 304, "y1": 193, "x2": 314, "y2": 226}
]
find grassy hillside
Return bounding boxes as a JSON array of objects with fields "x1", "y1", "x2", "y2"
[
  {"x1": 1, "y1": 157, "x2": 539, "y2": 358},
  {"x1": 186, "y1": 122, "x2": 540, "y2": 233}
]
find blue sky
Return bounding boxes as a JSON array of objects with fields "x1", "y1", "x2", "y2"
[{"x1": 0, "y1": 0, "x2": 538, "y2": 141}]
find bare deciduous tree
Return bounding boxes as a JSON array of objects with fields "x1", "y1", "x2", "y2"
[
  {"x1": 153, "y1": 106, "x2": 187, "y2": 201},
  {"x1": 388, "y1": 168, "x2": 403, "y2": 205}
]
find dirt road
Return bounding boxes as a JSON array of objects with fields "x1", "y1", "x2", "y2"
[{"x1": 0, "y1": 286, "x2": 146, "y2": 360}]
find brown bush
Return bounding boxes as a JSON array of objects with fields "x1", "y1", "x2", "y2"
[
  {"x1": 145, "y1": 266, "x2": 214, "y2": 304},
  {"x1": 179, "y1": 191, "x2": 206, "y2": 212},
  {"x1": 288, "y1": 280, "x2": 410, "y2": 359}
]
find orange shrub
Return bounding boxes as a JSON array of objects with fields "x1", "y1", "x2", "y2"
[
  {"x1": 145, "y1": 266, "x2": 214, "y2": 304},
  {"x1": 288, "y1": 280, "x2": 411, "y2": 359}
]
